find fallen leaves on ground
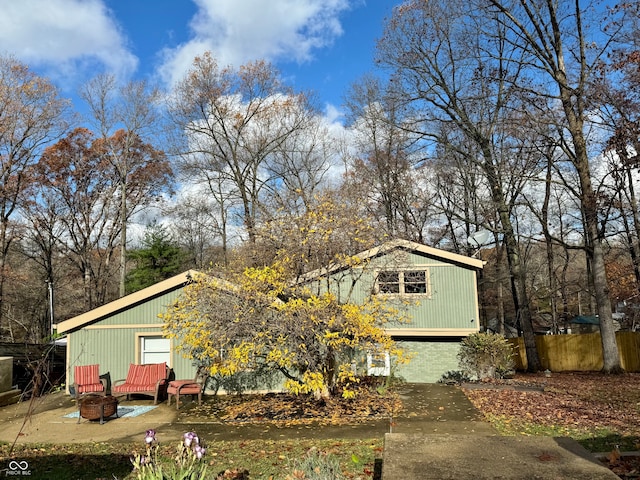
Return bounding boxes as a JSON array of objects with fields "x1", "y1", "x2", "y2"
[
  {"x1": 463, "y1": 372, "x2": 640, "y2": 437},
  {"x1": 463, "y1": 373, "x2": 640, "y2": 479},
  {"x1": 602, "y1": 450, "x2": 640, "y2": 478},
  {"x1": 179, "y1": 388, "x2": 402, "y2": 427}
]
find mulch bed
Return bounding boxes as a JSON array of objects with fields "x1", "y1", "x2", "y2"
[{"x1": 179, "y1": 388, "x2": 402, "y2": 426}]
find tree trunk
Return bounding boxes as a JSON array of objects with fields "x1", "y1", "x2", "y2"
[
  {"x1": 119, "y1": 175, "x2": 127, "y2": 298},
  {"x1": 572, "y1": 135, "x2": 623, "y2": 373},
  {"x1": 83, "y1": 263, "x2": 92, "y2": 311},
  {"x1": 481, "y1": 141, "x2": 541, "y2": 371}
]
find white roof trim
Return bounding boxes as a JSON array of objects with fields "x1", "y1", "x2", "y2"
[{"x1": 299, "y1": 238, "x2": 484, "y2": 283}]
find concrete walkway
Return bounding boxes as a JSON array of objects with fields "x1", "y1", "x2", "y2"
[
  {"x1": 0, "y1": 384, "x2": 620, "y2": 479},
  {"x1": 382, "y1": 384, "x2": 618, "y2": 479},
  {"x1": 0, "y1": 383, "x2": 494, "y2": 445}
]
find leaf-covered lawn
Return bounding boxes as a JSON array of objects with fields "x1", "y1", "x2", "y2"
[
  {"x1": 463, "y1": 372, "x2": 640, "y2": 479},
  {"x1": 463, "y1": 372, "x2": 640, "y2": 438},
  {"x1": 179, "y1": 387, "x2": 402, "y2": 426}
]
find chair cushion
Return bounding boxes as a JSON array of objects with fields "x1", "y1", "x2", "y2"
[
  {"x1": 74, "y1": 364, "x2": 100, "y2": 386},
  {"x1": 124, "y1": 364, "x2": 146, "y2": 384},
  {"x1": 168, "y1": 381, "x2": 201, "y2": 395},
  {"x1": 168, "y1": 380, "x2": 197, "y2": 388},
  {"x1": 113, "y1": 384, "x2": 155, "y2": 393},
  {"x1": 174, "y1": 385, "x2": 201, "y2": 395},
  {"x1": 77, "y1": 383, "x2": 104, "y2": 394},
  {"x1": 148, "y1": 362, "x2": 167, "y2": 383},
  {"x1": 115, "y1": 363, "x2": 167, "y2": 393}
]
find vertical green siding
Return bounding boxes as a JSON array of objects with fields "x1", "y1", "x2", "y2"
[
  {"x1": 306, "y1": 248, "x2": 480, "y2": 330},
  {"x1": 394, "y1": 339, "x2": 462, "y2": 383},
  {"x1": 96, "y1": 290, "x2": 181, "y2": 326},
  {"x1": 67, "y1": 286, "x2": 199, "y2": 392},
  {"x1": 67, "y1": 247, "x2": 480, "y2": 389}
]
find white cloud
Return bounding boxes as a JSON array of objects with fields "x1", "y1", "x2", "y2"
[
  {"x1": 0, "y1": 0, "x2": 137, "y2": 84},
  {"x1": 157, "y1": 0, "x2": 351, "y2": 87}
]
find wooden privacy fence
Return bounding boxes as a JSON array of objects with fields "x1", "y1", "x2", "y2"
[{"x1": 508, "y1": 331, "x2": 640, "y2": 372}]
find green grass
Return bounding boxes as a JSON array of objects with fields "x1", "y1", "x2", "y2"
[
  {"x1": 481, "y1": 413, "x2": 640, "y2": 454},
  {"x1": 0, "y1": 438, "x2": 383, "y2": 480}
]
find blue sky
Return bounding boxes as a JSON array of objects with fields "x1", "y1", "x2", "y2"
[{"x1": 0, "y1": 0, "x2": 397, "y2": 121}]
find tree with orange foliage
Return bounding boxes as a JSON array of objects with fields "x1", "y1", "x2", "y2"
[
  {"x1": 80, "y1": 74, "x2": 172, "y2": 298},
  {"x1": 33, "y1": 127, "x2": 172, "y2": 311}
]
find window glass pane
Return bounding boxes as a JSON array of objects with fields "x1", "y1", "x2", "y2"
[
  {"x1": 143, "y1": 337, "x2": 170, "y2": 351},
  {"x1": 143, "y1": 352, "x2": 170, "y2": 364},
  {"x1": 141, "y1": 336, "x2": 170, "y2": 365},
  {"x1": 378, "y1": 271, "x2": 400, "y2": 293},
  {"x1": 404, "y1": 270, "x2": 427, "y2": 294}
]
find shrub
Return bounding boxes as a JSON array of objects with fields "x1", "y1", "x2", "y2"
[
  {"x1": 437, "y1": 370, "x2": 471, "y2": 385},
  {"x1": 458, "y1": 332, "x2": 515, "y2": 381}
]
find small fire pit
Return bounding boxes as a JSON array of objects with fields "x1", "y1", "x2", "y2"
[{"x1": 78, "y1": 395, "x2": 118, "y2": 424}]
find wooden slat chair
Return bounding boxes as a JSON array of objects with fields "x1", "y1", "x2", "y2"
[
  {"x1": 167, "y1": 367, "x2": 208, "y2": 409},
  {"x1": 112, "y1": 363, "x2": 169, "y2": 405},
  {"x1": 72, "y1": 364, "x2": 106, "y2": 401}
]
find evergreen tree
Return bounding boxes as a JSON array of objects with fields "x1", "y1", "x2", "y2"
[{"x1": 125, "y1": 224, "x2": 185, "y2": 293}]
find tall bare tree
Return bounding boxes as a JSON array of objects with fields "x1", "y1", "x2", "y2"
[
  {"x1": 377, "y1": 0, "x2": 543, "y2": 370},
  {"x1": 343, "y1": 75, "x2": 432, "y2": 242},
  {"x1": 483, "y1": 0, "x2": 624, "y2": 372},
  {"x1": 0, "y1": 55, "x2": 70, "y2": 334},
  {"x1": 167, "y1": 53, "x2": 314, "y2": 247},
  {"x1": 80, "y1": 74, "x2": 171, "y2": 298},
  {"x1": 262, "y1": 112, "x2": 337, "y2": 216},
  {"x1": 593, "y1": 1, "x2": 640, "y2": 307}
]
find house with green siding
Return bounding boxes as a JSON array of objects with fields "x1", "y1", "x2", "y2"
[
  {"x1": 56, "y1": 239, "x2": 484, "y2": 393},
  {"x1": 55, "y1": 270, "x2": 200, "y2": 396},
  {"x1": 298, "y1": 239, "x2": 484, "y2": 383}
]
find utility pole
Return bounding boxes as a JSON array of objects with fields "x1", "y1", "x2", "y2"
[{"x1": 47, "y1": 280, "x2": 54, "y2": 338}]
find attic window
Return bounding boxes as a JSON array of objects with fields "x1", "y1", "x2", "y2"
[{"x1": 376, "y1": 269, "x2": 430, "y2": 296}]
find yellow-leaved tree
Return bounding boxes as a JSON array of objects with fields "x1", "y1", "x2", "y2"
[
  {"x1": 161, "y1": 266, "x2": 408, "y2": 398},
  {"x1": 161, "y1": 197, "x2": 410, "y2": 398}
]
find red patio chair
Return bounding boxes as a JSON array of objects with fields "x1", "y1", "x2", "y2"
[
  {"x1": 167, "y1": 367, "x2": 208, "y2": 409},
  {"x1": 72, "y1": 364, "x2": 106, "y2": 401},
  {"x1": 112, "y1": 363, "x2": 169, "y2": 404}
]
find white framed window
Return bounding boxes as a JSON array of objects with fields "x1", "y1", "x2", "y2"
[
  {"x1": 376, "y1": 269, "x2": 430, "y2": 296},
  {"x1": 138, "y1": 335, "x2": 171, "y2": 365}
]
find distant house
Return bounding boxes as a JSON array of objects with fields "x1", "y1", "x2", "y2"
[
  {"x1": 569, "y1": 315, "x2": 622, "y2": 334},
  {"x1": 299, "y1": 239, "x2": 484, "y2": 383},
  {"x1": 55, "y1": 271, "x2": 200, "y2": 395}
]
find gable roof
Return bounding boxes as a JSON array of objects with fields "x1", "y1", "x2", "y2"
[
  {"x1": 298, "y1": 238, "x2": 484, "y2": 283},
  {"x1": 55, "y1": 270, "x2": 199, "y2": 335}
]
